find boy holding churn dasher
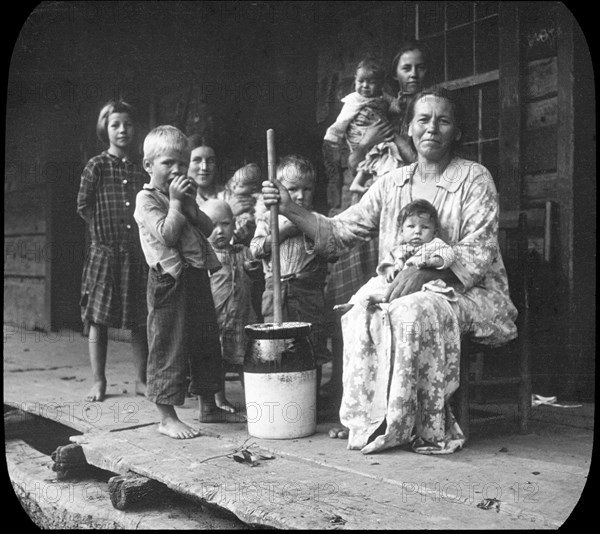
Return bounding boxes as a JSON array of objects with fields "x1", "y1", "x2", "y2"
[
  {"x1": 134, "y1": 125, "x2": 223, "y2": 439},
  {"x1": 251, "y1": 155, "x2": 334, "y2": 386}
]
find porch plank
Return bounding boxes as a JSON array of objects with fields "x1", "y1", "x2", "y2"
[
  {"x1": 69, "y1": 425, "x2": 552, "y2": 530},
  {"x1": 72, "y1": 428, "x2": 403, "y2": 530}
]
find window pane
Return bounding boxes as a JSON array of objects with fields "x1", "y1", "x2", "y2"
[
  {"x1": 457, "y1": 86, "x2": 479, "y2": 142},
  {"x1": 481, "y1": 82, "x2": 499, "y2": 139},
  {"x1": 475, "y1": 1, "x2": 498, "y2": 19},
  {"x1": 481, "y1": 140, "x2": 499, "y2": 182},
  {"x1": 446, "y1": 1, "x2": 473, "y2": 28},
  {"x1": 457, "y1": 142, "x2": 478, "y2": 162},
  {"x1": 418, "y1": 1, "x2": 445, "y2": 37},
  {"x1": 475, "y1": 16, "x2": 499, "y2": 73},
  {"x1": 447, "y1": 25, "x2": 473, "y2": 80},
  {"x1": 422, "y1": 35, "x2": 445, "y2": 86}
]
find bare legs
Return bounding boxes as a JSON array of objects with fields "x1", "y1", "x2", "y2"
[
  {"x1": 214, "y1": 368, "x2": 236, "y2": 413},
  {"x1": 199, "y1": 393, "x2": 223, "y2": 423},
  {"x1": 85, "y1": 323, "x2": 148, "y2": 402},
  {"x1": 130, "y1": 325, "x2": 148, "y2": 396},
  {"x1": 86, "y1": 323, "x2": 108, "y2": 402}
]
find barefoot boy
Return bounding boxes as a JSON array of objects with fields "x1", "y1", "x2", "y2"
[{"x1": 134, "y1": 125, "x2": 223, "y2": 439}]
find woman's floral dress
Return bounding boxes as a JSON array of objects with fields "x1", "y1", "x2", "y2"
[{"x1": 313, "y1": 158, "x2": 518, "y2": 454}]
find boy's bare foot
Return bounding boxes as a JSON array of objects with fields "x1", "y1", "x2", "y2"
[
  {"x1": 215, "y1": 391, "x2": 237, "y2": 414},
  {"x1": 85, "y1": 380, "x2": 107, "y2": 402},
  {"x1": 158, "y1": 419, "x2": 200, "y2": 439},
  {"x1": 135, "y1": 381, "x2": 147, "y2": 396},
  {"x1": 198, "y1": 395, "x2": 224, "y2": 423}
]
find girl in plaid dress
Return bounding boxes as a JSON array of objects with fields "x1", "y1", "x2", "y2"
[{"x1": 77, "y1": 101, "x2": 149, "y2": 402}]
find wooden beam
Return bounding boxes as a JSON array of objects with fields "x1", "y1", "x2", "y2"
[
  {"x1": 51, "y1": 443, "x2": 92, "y2": 480},
  {"x1": 553, "y1": 6, "x2": 574, "y2": 400},
  {"x1": 556, "y1": 7, "x2": 595, "y2": 400},
  {"x1": 498, "y1": 2, "x2": 522, "y2": 209},
  {"x1": 45, "y1": 181, "x2": 53, "y2": 331},
  {"x1": 437, "y1": 69, "x2": 499, "y2": 91},
  {"x1": 108, "y1": 474, "x2": 166, "y2": 510},
  {"x1": 555, "y1": 7, "x2": 575, "y2": 299}
]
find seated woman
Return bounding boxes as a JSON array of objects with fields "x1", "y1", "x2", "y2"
[{"x1": 261, "y1": 88, "x2": 517, "y2": 455}]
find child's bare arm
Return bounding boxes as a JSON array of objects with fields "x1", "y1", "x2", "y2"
[
  {"x1": 349, "y1": 171, "x2": 370, "y2": 194},
  {"x1": 393, "y1": 134, "x2": 417, "y2": 164},
  {"x1": 405, "y1": 254, "x2": 444, "y2": 269},
  {"x1": 228, "y1": 194, "x2": 255, "y2": 217}
]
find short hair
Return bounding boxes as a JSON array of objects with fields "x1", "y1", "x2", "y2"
[
  {"x1": 398, "y1": 199, "x2": 440, "y2": 232},
  {"x1": 143, "y1": 125, "x2": 189, "y2": 163},
  {"x1": 96, "y1": 100, "x2": 137, "y2": 145},
  {"x1": 391, "y1": 40, "x2": 429, "y2": 75},
  {"x1": 356, "y1": 57, "x2": 386, "y2": 84},
  {"x1": 276, "y1": 154, "x2": 316, "y2": 185},
  {"x1": 229, "y1": 163, "x2": 262, "y2": 188}
]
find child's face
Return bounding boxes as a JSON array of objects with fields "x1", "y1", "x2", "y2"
[
  {"x1": 354, "y1": 67, "x2": 383, "y2": 98},
  {"x1": 206, "y1": 207, "x2": 234, "y2": 249},
  {"x1": 188, "y1": 146, "x2": 217, "y2": 189},
  {"x1": 143, "y1": 148, "x2": 190, "y2": 194},
  {"x1": 107, "y1": 112, "x2": 135, "y2": 150},
  {"x1": 395, "y1": 50, "x2": 427, "y2": 94},
  {"x1": 280, "y1": 168, "x2": 314, "y2": 210},
  {"x1": 401, "y1": 213, "x2": 436, "y2": 246}
]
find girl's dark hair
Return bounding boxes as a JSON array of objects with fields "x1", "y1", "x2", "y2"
[
  {"x1": 391, "y1": 40, "x2": 429, "y2": 76},
  {"x1": 188, "y1": 133, "x2": 216, "y2": 153},
  {"x1": 398, "y1": 199, "x2": 440, "y2": 232},
  {"x1": 406, "y1": 87, "x2": 464, "y2": 152},
  {"x1": 96, "y1": 100, "x2": 137, "y2": 145},
  {"x1": 356, "y1": 57, "x2": 386, "y2": 83}
]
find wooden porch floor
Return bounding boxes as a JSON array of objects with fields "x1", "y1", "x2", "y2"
[{"x1": 4, "y1": 327, "x2": 592, "y2": 529}]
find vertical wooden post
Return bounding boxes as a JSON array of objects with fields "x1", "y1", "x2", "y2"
[
  {"x1": 267, "y1": 129, "x2": 282, "y2": 324},
  {"x1": 555, "y1": 10, "x2": 577, "y2": 398},
  {"x1": 498, "y1": 2, "x2": 523, "y2": 210},
  {"x1": 45, "y1": 173, "x2": 54, "y2": 331},
  {"x1": 555, "y1": 9, "x2": 574, "y2": 304}
]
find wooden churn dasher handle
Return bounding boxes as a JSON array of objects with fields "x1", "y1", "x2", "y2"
[{"x1": 266, "y1": 129, "x2": 283, "y2": 324}]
